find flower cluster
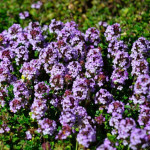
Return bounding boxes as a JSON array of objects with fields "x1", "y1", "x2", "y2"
[
  {"x1": 105, "y1": 23, "x2": 130, "y2": 90},
  {"x1": 85, "y1": 27, "x2": 100, "y2": 46},
  {"x1": 131, "y1": 37, "x2": 150, "y2": 76},
  {"x1": 37, "y1": 118, "x2": 57, "y2": 135},
  {"x1": 104, "y1": 23, "x2": 121, "y2": 41}
]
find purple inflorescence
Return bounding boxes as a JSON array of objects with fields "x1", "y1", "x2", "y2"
[
  {"x1": 112, "y1": 51, "x2": 130, "y2": 69},
  {"x1": 20, "y1": 59, "x2": 41, "y2": 81},
  {"x1": 85, "y1": 48, "x2": 103, "y2": 78},
  {"x1": 129, "y1": 128, "x2": 149, "y2": 150},
  {"x1": 97, "y1": 138, "x2": 116, "y2": 150},
  {"x1": 95, "y1": 88, "x2": 113, "y2": 105},
  {"x1": 107, "y1": 40, "x2": 128, "y2": 57},
  {"x1": 77, "y1": 124, "x2": 96, "y2": 148},
  {"x1": 111, "y1": 68, "x2": 128, "y2": 90},
  {"x1": 85, "y1": 27, "x2": 100, "y2": 46},
  {"x1": 9, "y1": 97, "x2": 24, "y2": 113},
  {"x1": 30, "y1": 98, "x2": 47, "y2": 120},
  {"x1": 34, "y1": 82, "x2": 50, "y2": 99},
  {"x1": 0, "y1": 87, "x2": 8, "y2": 107},
  {"x1": 104, "y1": 23, "x2": 121, "y2": 41},
  {"x1": 37, "y1": 118, "x2": 57, "y2": 135}
]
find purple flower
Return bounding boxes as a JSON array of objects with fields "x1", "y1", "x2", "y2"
[
  {"x1": 19, "y1": 11, "x2": 29, "y2": 20},
  {"x1": 31, "y1": 1, "x2": 42, "y2": 9},
  {"x1": 95, "y1": 114, "x2": 105, "y2": 125},
  {"x1": 26, "y1": 131, "x2": 32, "y2": 140}
]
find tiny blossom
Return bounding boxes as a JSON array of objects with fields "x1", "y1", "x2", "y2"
[
  {"x1": 61, "y1": 95, "x2": 79, "y2": 111},
  {"x1": 50, "y1": 63, "x2": 66, "y2": 78},
  {"x1": 31, "y1": 1, "x2": 42, "y2": 9},
  {"x1": 133, "y1": 74, "x2": 150, "y2": 95},
  {"x1": 50, "y1": 74, "x2": 64, "y2": 91},
  {"x1": 20, "y1": 59, "x2": 41, "y2": 80},
  {"x1": 72, "y1": 76, "x2": 89, "y2": 101},
  {"x1": 12, "y1": 45, "x2": 29, "y2": 65},
  {"x1": 50, "y1": 95, "x2": 62, "y2": 107},
  {"x1": 26, "y1": 131, "x2": 32, "y2": 140},
  {"x1": 56, "y1": 40, "x2": 78, "y2": 62},
  {"x1": 19, "y1": 11, "x2": 29, "y2": 19},
  {"x1": 131, "y1": 59, "x2": 149, "y2": 76},
  {"x1": 130, "y1": 94, "x2": 148, "y2": 105},
  {"x1": 98, "y1": 21, "x2": 108, "y2": 28},
  {"x1": 131, "y1": 37, "x2": 150, "y2": 60},
  {"x1": 94, "y1": 72, "x2": 109, "y2": 87},
  {"x1": 59, "y1": 110, "x2": 76, "y2": 127},
  {"x1": 0, "y1": 88, "x2": 8, "y2": 107},
  {"x1": 0, "y1": 128, "x2": 4, "y2": 134},
  {"x1": 13, "y1": 80, "x2": 30, "y2": 101},
  {"x1": 117, "y1": 118, "x2": 136, "y2": 140},
  {"x1": 0, "y1": 124, "x2": 10, "y2": 133},
  {"x1": 39, "y1": 42, "x2": 58, "y2": 66},
  {"x1": 0, "y1": 49, "x2": 14, "y2": 60},
  {"x1": 109, "y1": 112, "x2": 122, "y2": 129},
  {"x1": 7, "y1": 24, "x2": 22, "y2": 39},
  {"x1": 138, "y1": 105, "x2": 150, "y2": 126}
]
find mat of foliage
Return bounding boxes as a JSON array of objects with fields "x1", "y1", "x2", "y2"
[
  {"x1": 0, "y1": 18, "x2": 150, "y2": 150},
  {"x1": 0, "y1": 0, "x2": 149, "y2": 43}
]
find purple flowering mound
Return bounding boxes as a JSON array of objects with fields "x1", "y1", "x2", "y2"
[{"x1": 0, "y1": 20, "x2": 150, "y2": 149}]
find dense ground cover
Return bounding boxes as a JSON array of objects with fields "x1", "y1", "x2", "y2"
[{"x1": 0, "y1": 0, "x2": 150, "y2": 150}]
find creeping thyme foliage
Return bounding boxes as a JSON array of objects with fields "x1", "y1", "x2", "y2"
[{"x1": 0, "y1": 20, "x2": 150, "y2": 150}]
